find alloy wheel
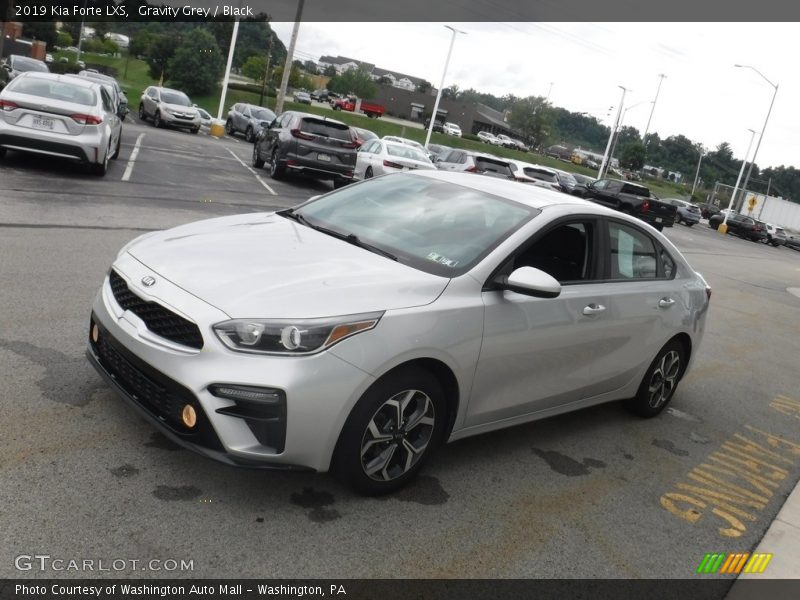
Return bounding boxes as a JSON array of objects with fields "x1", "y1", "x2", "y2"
[
  {"x1": 648, "y1": 350, "x2": 680, "y2": 409},
  {"x1": 360, "y1": 389, "x2": 435, "y2": 482}
]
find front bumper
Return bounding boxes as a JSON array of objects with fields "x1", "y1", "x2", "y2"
[
  {"x1": 88, "y1": 259, "x2": 376, "y2": 472},
  {"x1": 161, "y1": 112, "x2": 200, "y2": 129}
]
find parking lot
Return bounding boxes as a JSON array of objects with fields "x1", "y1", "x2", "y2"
[{"x1": 2, "y1": 119, "x2": 800, "y2": 582}]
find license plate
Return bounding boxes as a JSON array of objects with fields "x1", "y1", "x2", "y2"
[
  {"x1": 655, "y1": 217, "x2": 663, "y2": 223},
  {"x1": 32, "y1": 116, "x2": 55, "y2": 130},
  {"x1": 317, "y1": 153, "x2": 331, "y2": 162}
]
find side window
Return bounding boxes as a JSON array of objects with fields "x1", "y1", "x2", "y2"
[
  {"x1": 243, "y1": 106, "x2": 251, "y2": 117},
  {"x1": 234, "y1": 103, "x2": 242, "y2": 113},
  {"x1": 373, "y1": 142, "x2": 383, "y2": 154},
  {"x1": 593, "y1": 179, "x2": 609, "y2": 191},
  {"x1": 608, "y1": 222, "x2": 657, "y2": 280},
  {"x1": 607, "y1": 180, "x2": 623, "y2": 193},
  {"x1": 147, "y1": 88, "x2": 157, "y2": 99},
  {"x1": 507, "y1": 221, "x2": 595, "y2": 284},
  {"x1": 100, "y1": 88, "x2": 113, "y2": 113},
  {"x1": 660, "y1": 247, "x2": 676, "y2": 279}
]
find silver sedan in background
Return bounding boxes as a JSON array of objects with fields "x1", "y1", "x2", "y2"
[
  {"x1": 355, "y1": 139, "x2": 435, "y2": 179},
  {"x1": 87, "y1": 171, "x2": 710, "y2": 495},
  {"x1": 0, "y1": 72, "x2": 123, "y2": 175}
]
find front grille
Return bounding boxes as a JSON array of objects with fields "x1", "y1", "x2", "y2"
[
  {"x1": 109, "y1": 270, "x2": 203, "y2": 349},
  {"x1": 91, "y1": 318, "x2": 223, "y2": 451}
]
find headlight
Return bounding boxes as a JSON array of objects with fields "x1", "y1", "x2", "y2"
[{"x1": 213, "y1": 312, "x2": 383, "y2": 355}]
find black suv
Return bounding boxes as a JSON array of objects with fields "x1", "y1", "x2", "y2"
[
  {"x1": 252, "y1": 111, "x2": 357, "y2": 188},
  {"x1": 708, "y1": 212, "x2": 767, "y2": 242}
]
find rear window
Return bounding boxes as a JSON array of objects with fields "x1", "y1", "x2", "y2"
[
  {"x1": 300, "y1": 118, "x2": 351, "y2": 141},
  {"x1": 475, "y1": 157, "x2": 512, "y2": 176},
  {"x1": 9, "y1": 78, "x2": 96, "y2": 106},
  {"x1": 524, "y1": 168, "x2": 557, "y2": 183},
  {"x1": 622, "y1": 183, "x2": 649, "y2": 196}
]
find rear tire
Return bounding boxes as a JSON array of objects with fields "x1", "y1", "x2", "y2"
[
  {"x1": 624, "y1": 339, "x2": 686, "y2": 418},
  {"x1": 92, "y1": 142, "x2": 111, "y2": 176},
  {"x1": 333, "y1": 366, "x2": 446, "y2": 496},
  {"x1": 365, "y1": 167, "x2": 373, "y2": 179},
  {"x1": 111, "y1": 134, "x2": 121, "y2": 159}
]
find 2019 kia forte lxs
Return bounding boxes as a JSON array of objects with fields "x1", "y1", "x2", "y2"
[{"x1": 87, "y1": 171, "x2": 710, "y2": 495}]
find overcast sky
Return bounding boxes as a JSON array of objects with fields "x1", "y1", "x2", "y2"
[{"x1": 269, "y1": 22, "x2": 796, "y2": 171}]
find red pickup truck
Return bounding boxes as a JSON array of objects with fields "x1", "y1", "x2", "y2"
[{"x1": 331, "y1": 95, "x2": 385, "y2": 118}]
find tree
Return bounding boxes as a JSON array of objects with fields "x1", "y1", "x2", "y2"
[
  {"x1": 56, "y1": 31, "x2": 73, "y2": 48},
  {"x1": 620, "y1": 142, "x2": 646, "y2": 171},
  {"x1": 417, "y1": 79, "x2": 432, "y2": 94},
  {"x1": 377, "y1": 75, "x2": 392, "y2": 85},
  {"x1": 304, "y1": 60, "x2": 318, "y2": 74},
  {"x1": 442, "y1": 84, "x2": 460, "y2": 99},
  {"x1": 129, "y1": 30, "x2": 154, "y2": 58},
  {"x1": 146, "y1": 34, "x2": 180, "y2": 81},
  {"x1": 326, "y1": 68, "x2": 377, "y2": 99},
  {"x1": 507, "y1": 96, "x2": 553, "y2": 147},
  {"x1": 242, "y1": 55, "x2": 267, "y2": 83},
  {"x1": 23, "y1": 23, "x2": 58, "y2": 48},
  {"x1": 323, "y1": 65, "x2": 336, "y2": 77},
  {"x1": 167, "y1": 28, "x2": 224, "y2": 96}
]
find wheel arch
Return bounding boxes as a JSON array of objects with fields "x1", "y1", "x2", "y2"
[{"x1": 666, "y1": 332, "x2": 692, "y2": 380}]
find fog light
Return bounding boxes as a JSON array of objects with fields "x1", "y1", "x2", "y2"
[
  {"x1": 181, "y1": 404, "x2": 197, "y2": 428},
  {"x1": 91, "y1": 324, "x2": 99, "y2": 343}
]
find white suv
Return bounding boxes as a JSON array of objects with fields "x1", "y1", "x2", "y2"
[
  {"x1": 765, "y1": 223, "x2": 787, "y2": 247},
  {"x1": 443, "y1": 122, "x2": 462, "y2": 137}
]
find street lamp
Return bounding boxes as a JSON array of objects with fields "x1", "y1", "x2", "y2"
[
  {"x1": 720, "y1": 128, "x2": 758, "y2": 235},
  {"x1": 690, "y1": 146, "x2": 705, "y2": 198},
  {"x1": 424, "y1": 25, "x2": 466, "y2": 149},
  {"x1": 608, "y1": 101, "x2": 651, "y2": 168},
  {"x1": 642, "y1": 73, "x2": 666, "y2": 143},
  {"x1": 733, "y1": 64, "x2": 779, "y2": 211},
  {"x1": 545, "y1": 81, "x2": 554, "y2": 101},
  {"x1": 598, "y1": 85, "x2": 628, "y2": 179}
]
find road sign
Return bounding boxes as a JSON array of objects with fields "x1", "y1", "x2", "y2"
[{"x1": 748, "y1": 196, "x2": 757, "y2": 210}]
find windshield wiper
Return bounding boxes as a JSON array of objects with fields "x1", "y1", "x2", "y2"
[{"x1": 278, "y1": 209, "x2": 397, "y2": 261}]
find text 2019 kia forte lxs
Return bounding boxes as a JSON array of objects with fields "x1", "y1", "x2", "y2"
[{"x1": 87, "y1": 171, "x2": 710, "y2": 495}]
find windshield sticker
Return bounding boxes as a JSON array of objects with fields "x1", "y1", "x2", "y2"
[{"x1": 426, "y1": 252, "x2": 459, "y2": 267}]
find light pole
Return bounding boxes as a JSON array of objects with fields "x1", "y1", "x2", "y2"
[
  {"x1": 545, "y1": 81, "x2": 554, "y2": 101},
  {"x1": 733, "y1": 64, "x2": 778, "y2": 212},
  {"x1": 608, "y1": 101, "x2": 651, "y2": 169},
  {"x1": 719, "y1": 128, "x2": 758, "y2": 235},
  {"x1": 690, "y1": 147, "x2": 705, "y2": 198},
  {"x1": 424, "y1": 25, "x2": 466, "y2": 149},
  {"x1": 642, "y1": 73, "x2": 666, "y2": 143},
  {"x1": 599, "y1": 85, "x2": 628, "y2": 179},
  {"x1": 76, "y1": 0, "x2": 88, "y2": 64}
]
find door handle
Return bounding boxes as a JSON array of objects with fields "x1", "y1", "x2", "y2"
[
  {"x1": 658, "y1": 297, "x2": 676, "y2": 308},
  {"x1": 583, "y1": 304, "x2": 606, "y2": 316}
]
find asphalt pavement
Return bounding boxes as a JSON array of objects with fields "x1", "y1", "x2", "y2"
[{"x1": 1, "y1": 121, "x2": 800, "y2": 585}]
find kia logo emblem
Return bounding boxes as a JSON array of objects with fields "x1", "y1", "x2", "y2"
[{"x1": 141, "y1": 276, "x2": 156, "y2": 287}]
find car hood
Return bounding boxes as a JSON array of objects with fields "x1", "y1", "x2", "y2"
[{"x1": 127, "y1": 213, "x2": 449, "y2": 318}]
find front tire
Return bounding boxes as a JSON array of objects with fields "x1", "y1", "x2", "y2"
[
  {"x1": 625, "y1": 340, "x2": 686, "y2": 418},
  {"x1": 252, "y1": 144, "x2": 264, "y2": 169},
  {"x1": 245, "y1": 126, "x2": 254, "y2": 142},
  {"x1": 225, "y1": 120, "x2": 233, "y2": 135},
  {"x1": 138, "y1": 104, "x2": 146, "y2": 121},
  {"x1": 333, "y1": 367, "x2": 446, "y2": 496},
  {"x1": 153, "y1": 111, "x2": 162, "y2": 128}
]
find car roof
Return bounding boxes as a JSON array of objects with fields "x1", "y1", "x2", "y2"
[
  {"x1": 286, "y1": 111, "x2": 347, "y2": 126},
  {"x1": 409, "y1": 170, "x2": 594, "y2": 210}
]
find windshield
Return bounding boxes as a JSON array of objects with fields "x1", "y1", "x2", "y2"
[
  {"x1": 386, "y1": 144, "x2": 431, "y2": 162},
  {"x1": 295, "y1": 174, "x2": 538, "y2": 276},
  {"x1": 161, "y1": 90, "x2": 191, "y2": 106},
  {"x1": 12, "y1": 56, "x2": 49, "y2": 73},
  {"x1": 252, "y1": 108, "x2": 275, "y2": 121}
]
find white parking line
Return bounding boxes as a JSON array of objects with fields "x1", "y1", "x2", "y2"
[
  {"x1": 225, "y1": 147, "x2": 276, "y2": 196},
  {"x1": 122, "y1": 133, "x2": 145, "y2": 182}
]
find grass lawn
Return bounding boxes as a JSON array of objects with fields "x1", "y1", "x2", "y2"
[{"x1": 53, "y1": 51, "x2": 694, "y2": 199}]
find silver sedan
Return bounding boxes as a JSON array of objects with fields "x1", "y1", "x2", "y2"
[
  {"x1": 87, "y1": 171, "x2": 710, "y2": 495},
  {"x1": 355, "y1": 139, "x2": 435, "y2": 179},
  {"x1": 0, "y1": 72, "x2": 123, "y2": 175}
]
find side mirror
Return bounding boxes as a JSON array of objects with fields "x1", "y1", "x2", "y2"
[
  {"x1": 117, "y1": 105, "x2": 127, "y2": 119},
  {"x1": 495, "y1": 267, "x2": 561, "y2": 298}
]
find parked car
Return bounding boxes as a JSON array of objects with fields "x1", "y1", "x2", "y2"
[
  {"x1": 87, "y1": 170, "x2": 710, "y2": 495},
  {"x1": 764, "y1": 223, "x2": 787, "y2": 247},
  {"x1": 355, "y1": 139, "x2": 435, "y2": 179},
  {"x1": 310, "y1": 89, "x2": 328, "y2": 101},
  {"x1": 785, "y1": 233, "x2": 800, "y2": 251},
  {"x1": 443, "y1": 122, "x2": 462, "y2": 137},
  {"x1": 571, "y1": 173, "x2": 596, "y2": 198},
  {"x1": 511, "y1": 164, "x2": 561, "y2": 192},
  {"x1": 382, "y1": 136, "x2": 427, "y2": 153},
  {"x1": 584, "y1": 179, "x2": 676, "y2": 231},
  {"x1": 139, "y1": 86, "x2": 201, "y2": 133},
  {"x1": 293, "y1": 91, "x2": 312, "y2": 105},
  {"x1": 427, "y1": 143, "x2": 454, "y2": 162},
  {"x1": 435, "y1": 149, "x2": 515, "y2": 180},
  {"x1": 332, "y1": 95, "x2": 384, "y2": 118},
  {"x1": 708, "y1": 212, "x2": 767, "y2": 242},
  {"x1": 225, "y1": 103, "x2": 276, "y2": 142},
  {"x1": 552, "y1": 169, "x2": 582, "y2": 195},
  {"x1": 351, "y1": 126, "x2": 378, "y2": 148},
  {"x1": 252, "y1": 111, "x2": 357, "y2": 188},
  {"x1": 0, "y1": 72, "x2": 123, "y2": 175},
  {"x1": 0, "y1": 54, "x2": 50, "y2": 89},
  {"x1": 544, "y1": 144, "x2": 571, "y2": 160},
  {"x1": 496, "y1": 134, "x2": 519, "y2": 149},
  {"x1": 76, "y1": 70, "x2": 128, "y2": 117},
  {"x1": 196, "y1": 107, "x2": 212, "y2": 130},
  {"x1": 477, "y1": 131, "x2": 502, "y2": 145},
  {"x1": 667, "y1": 198, "x2": 701, "y2": 227},
  {"x1": 424, "y1": 118, "x2": 444, "y2": 133},
  {"x1": 696, "y1": 202, "x2": 721, "y2": 219},
  {"x1": 45, "y1": 53, "x2": 54, "y2": 64}
]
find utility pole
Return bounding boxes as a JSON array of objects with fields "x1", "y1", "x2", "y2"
[
  {"x1": 259, "y1": 35, "x2": 274, "y2": 106},
  {"x1": 599, "y1": 86, "x2": 627, "y2": 179},
  {"x1": 690, "y1": 149, "x2": 704, "y2": 198},
  {"x1": 275, "y1": 0, "x2": 305, "y2": 116},
  {"x1": 642, "y1": 73, "x2": 666, "y2": 144}
]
